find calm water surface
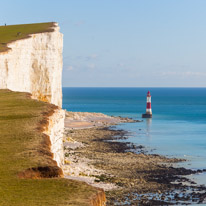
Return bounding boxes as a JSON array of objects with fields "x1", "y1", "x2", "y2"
[{"x1": 63, "y1": 87, "x2": 206, "y2": 183}]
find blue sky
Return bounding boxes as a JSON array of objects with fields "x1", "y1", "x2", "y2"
[{"x1": 1, "y1": 0, "x2": 206, "y2": 87}]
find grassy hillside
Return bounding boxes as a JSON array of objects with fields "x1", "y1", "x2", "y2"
[
  {"x1": 0, "y1": 90, "x2": 101, "y2": 206},
  {"x1": 0, "y1": 22, "x2": 55, "y2": 52}
]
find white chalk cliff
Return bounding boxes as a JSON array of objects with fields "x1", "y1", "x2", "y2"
[
  {"x1": 0, "y1": 23, "x2": 63, "y2": 108},
  {"x1": 0, "y1": 23, "x2": 65, "y2": 170},
  {"x1": 44, "y1": 109, "x2": 65, "y2": 168}
]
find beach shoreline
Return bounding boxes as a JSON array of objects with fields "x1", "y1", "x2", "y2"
[{"x1": 63, "y1": 111, "x2": 206, "y2": 205}]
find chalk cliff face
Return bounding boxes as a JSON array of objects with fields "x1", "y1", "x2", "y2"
[
  {"x1": 0, "y1": 23, "x2": 65, "y2": 169},
  {"x1": 44, "y1": 109, "x2": 65, "y2": 168},
  {"x1": 0, "y1": 23, "x2": 106, "y2": 205},
  {"x1": 0, "y1": 23, "x2": 63, "y2": 108}
]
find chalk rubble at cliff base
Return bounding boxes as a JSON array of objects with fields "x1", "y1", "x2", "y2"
[{"x1": 64, "y1": 111, "x2": 206, "y2": 205}]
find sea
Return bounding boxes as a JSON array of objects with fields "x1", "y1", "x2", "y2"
[{"x1": 62, "y1": 87, "x2": 206, "y2": 186}]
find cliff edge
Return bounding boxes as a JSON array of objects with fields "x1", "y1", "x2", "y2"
[
  {"x1": 0, "y1": 22, "x2": 63, "y2": 107},
  {"x1": 0, "y1": 90, "x2": 106, "y2": 206},
  {"x1": 0, "y1": 23, "x2": 106, "y2": 205}
]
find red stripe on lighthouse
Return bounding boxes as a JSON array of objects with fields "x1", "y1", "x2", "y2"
[{"x1": 147, "y1": 102, "x2": 151, "y2": 109}]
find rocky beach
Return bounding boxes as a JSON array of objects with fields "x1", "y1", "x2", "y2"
[{"x1": 63, "y1": 111, "x2": 206, "y2": 205}]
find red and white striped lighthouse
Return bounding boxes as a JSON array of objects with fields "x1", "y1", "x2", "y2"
[{"x1": 142, "y1": 91, "x2": 152, "y2": 118}]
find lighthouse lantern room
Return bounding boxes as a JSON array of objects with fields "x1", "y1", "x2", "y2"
[{"x1": 142, "y1": 91, "x2": 152, "y2": 118}]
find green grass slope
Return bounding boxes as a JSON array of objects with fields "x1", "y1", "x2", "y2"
[
  {"x1": 0, "y1": 90, "x2": 102, "y2": 206},
  {"x1": 0, "y1": 22, "x2": 55, "y2": 52}
]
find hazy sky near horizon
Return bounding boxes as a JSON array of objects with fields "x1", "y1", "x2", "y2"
[{"x1": 1, "y1": 0, "x2": 206, "y2": 87}]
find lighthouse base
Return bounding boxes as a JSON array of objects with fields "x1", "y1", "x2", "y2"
[{"x1": 142, "y1": 113, "x2": 152, "y2": 118}]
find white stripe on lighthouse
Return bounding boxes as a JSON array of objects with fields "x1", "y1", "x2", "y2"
[
  {"x1": 147, "y1": 96, "x2": 151, "y2": 102},
  {"x1": 146, "y1": 108, "x2": 152, "y2": 113}
]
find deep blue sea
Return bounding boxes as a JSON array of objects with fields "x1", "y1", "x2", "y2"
[{"x1": 62, "y1": 87, "x2": 206, "y2": 185}]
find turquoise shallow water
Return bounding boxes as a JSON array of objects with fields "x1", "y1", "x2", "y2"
[{"x1": 63, "y1": 87, "x2": 206, "y2": 181}]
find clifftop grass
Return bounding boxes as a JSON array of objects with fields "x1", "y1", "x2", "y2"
[
  {"x1": 0, "y1": 90, "x2": 102, "y2": 206},
  {"x1": 0, "y1": 22, "x2": 55, "y2": 52}
]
